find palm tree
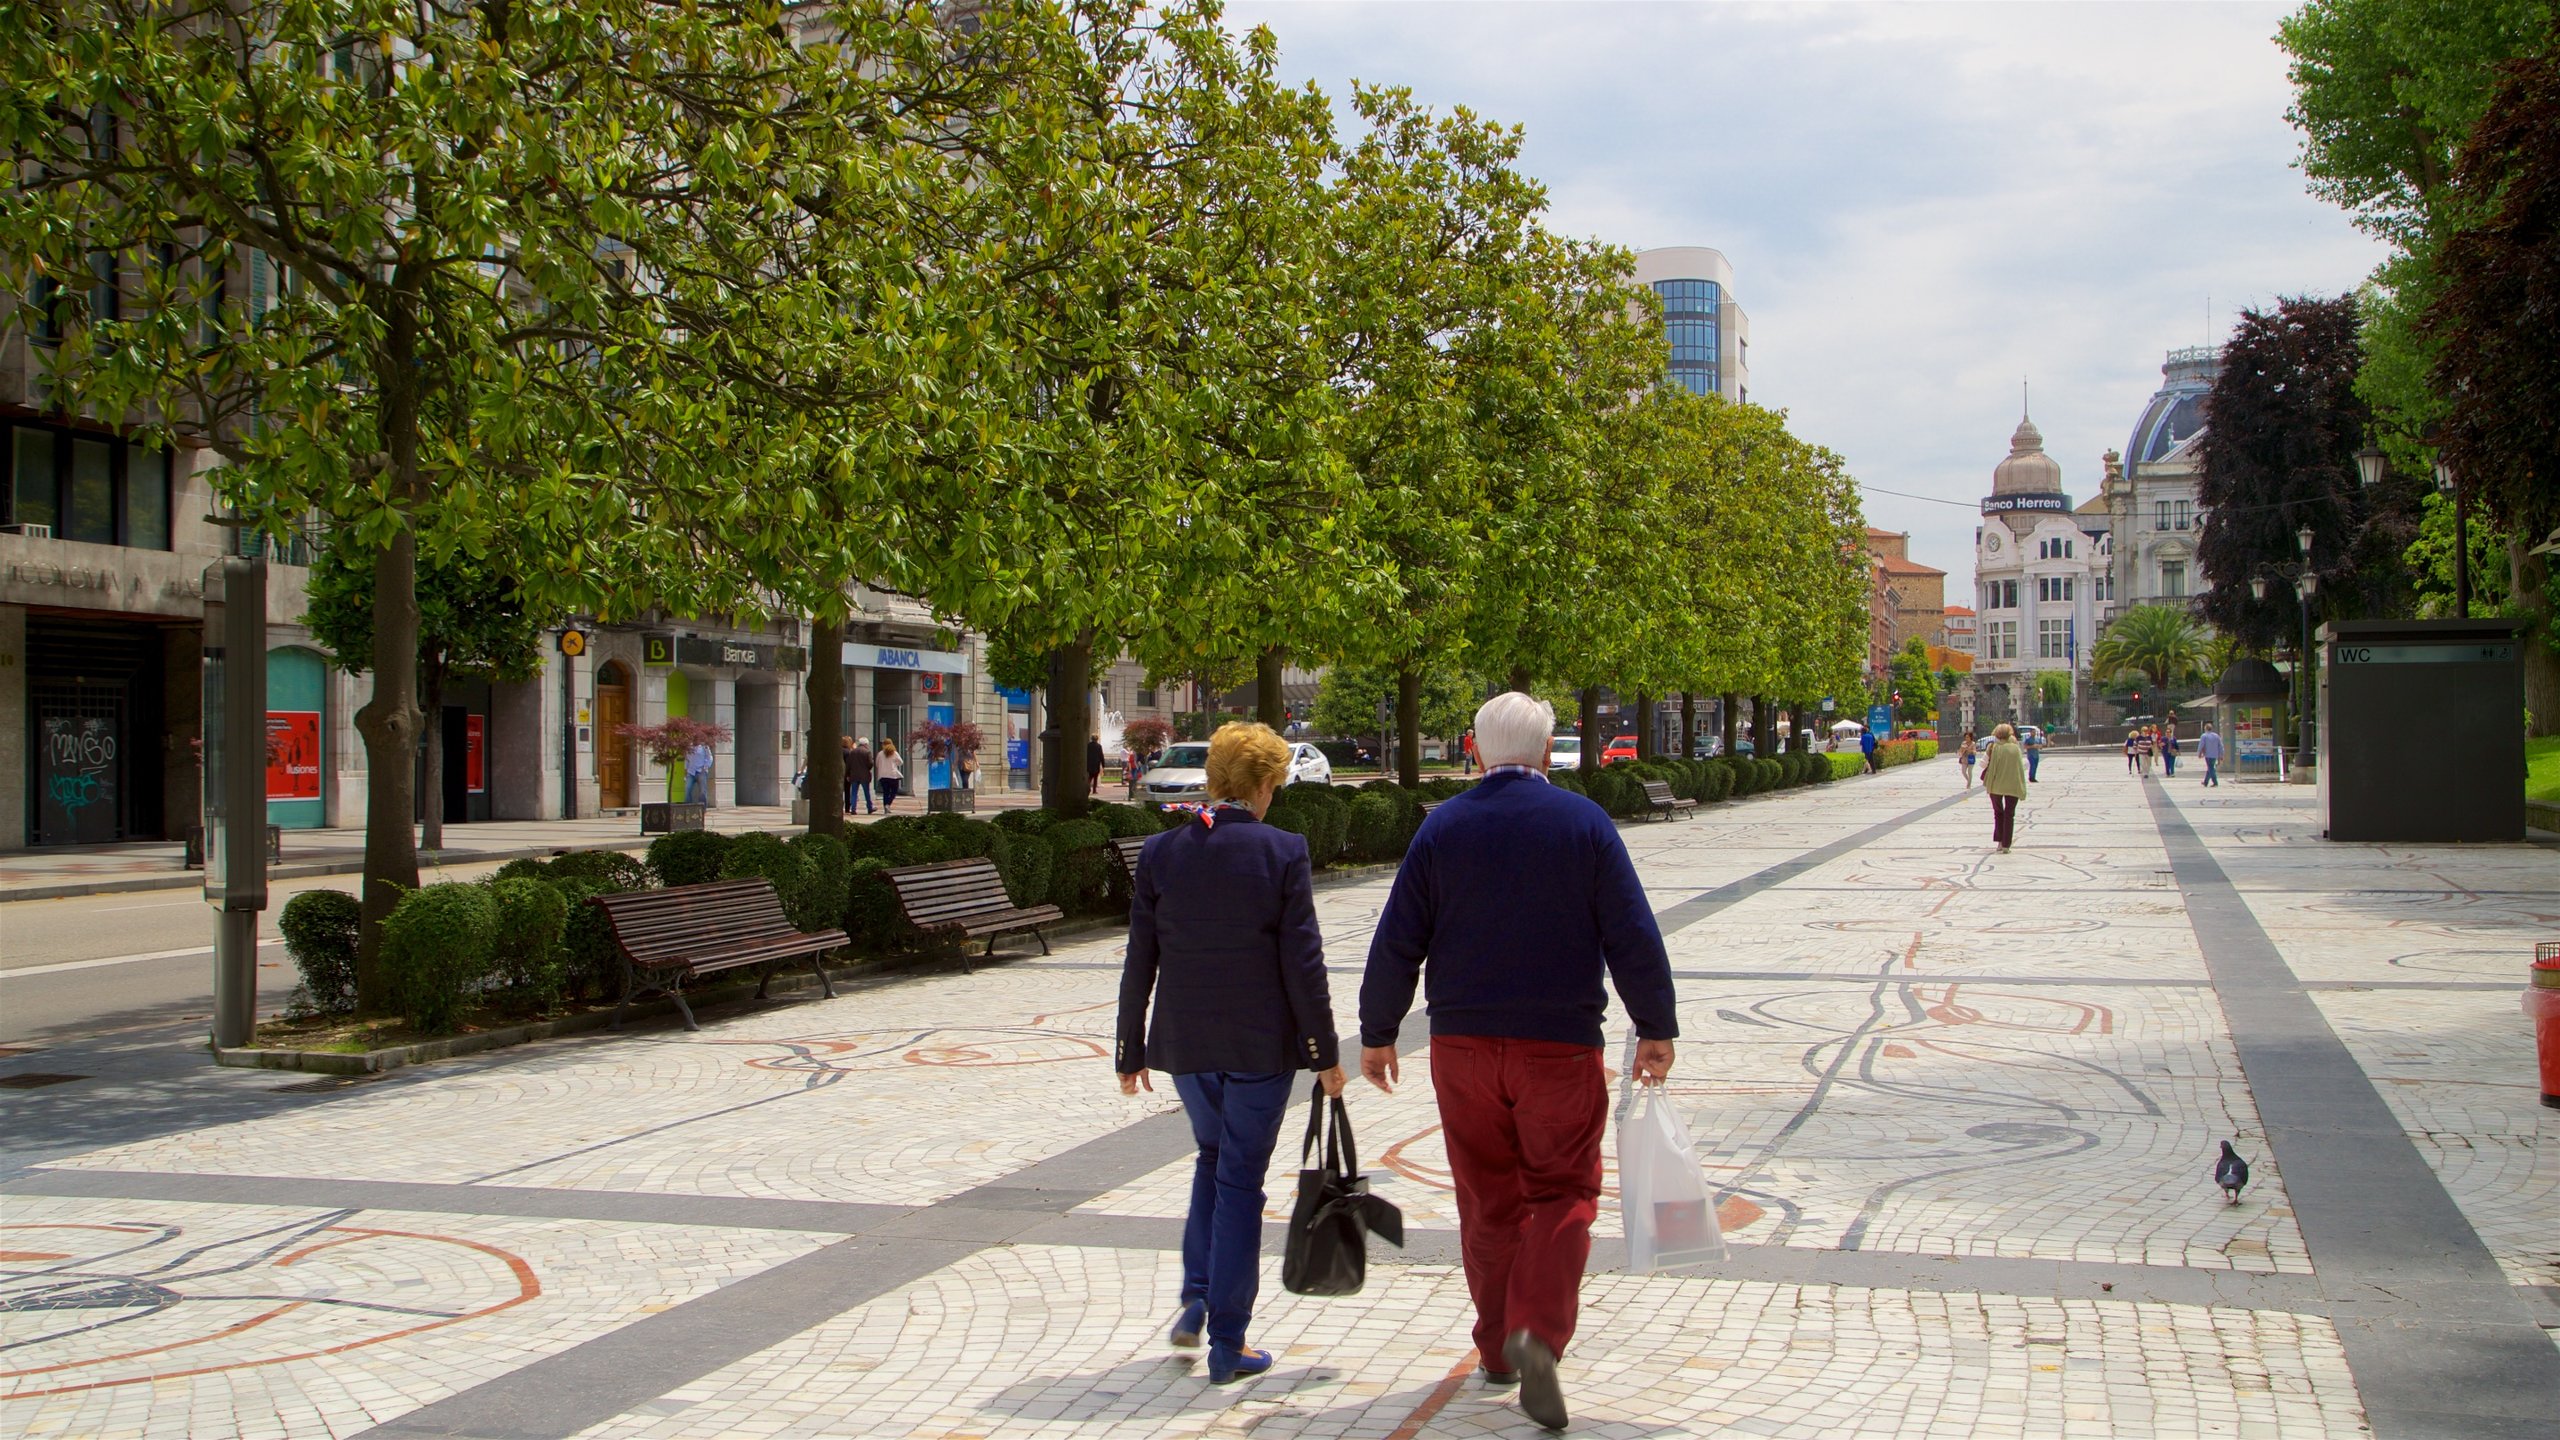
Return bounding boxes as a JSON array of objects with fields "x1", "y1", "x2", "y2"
[{"x1": 2090, "y1": 605, "x2": 2214, "y2": 709}]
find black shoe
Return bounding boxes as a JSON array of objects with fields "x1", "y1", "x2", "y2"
[
  {"x1": 1503, "y1": 1330, "x2": 1567, "y2": 1431},
  {"x1": 1479, "y1": 1367, "x2": 1519, "y2": 1389}
]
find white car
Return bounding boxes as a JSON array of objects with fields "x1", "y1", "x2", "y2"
[
  {"x1": 1142, "y1": 742, "x2": 1212, "y2": 804},
  {"x1": 1288, "y1": 743, "x2": 1333, "y2": 787},
  {"x1": 1548, "y1": 735, "x2": 1582, "y2": 770}
]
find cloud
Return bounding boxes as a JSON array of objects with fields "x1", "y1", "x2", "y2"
[{"x1": 1227, "y1": 0, "x2": 2390, "y2": 583}]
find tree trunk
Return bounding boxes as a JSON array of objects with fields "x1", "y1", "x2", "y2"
[
  {"x1": 419, "y1": 650, "x2": 446, "y2": 853},
  {"x1": 805, "y1": 611, "x2": 846, "y2": 835},
  {"x1": 1256, "y1": 646, "x2": 1286, "y2": 729},
  {"x1": 1396, "y1": 666, "x2": 1422, "y2": 788},
  {"x1": 1578, "y1": 687, "x2": 1600, "y2": 774},
  {"x1": 350, "y1": 535, "x2": 421, "y2": 1013},
  {"x1": 1721, "y1": 691, "x2": 1739, "y2": 757},
  {"x1": 1508, "y1": 665, "x2": 1533, "y2": 693},
  {"x1": 1753, "y1": 695, "x2": 1771, "y2": 755},
  {"x1": 1793, "y1": 704, "x2": 1812, "y2": 753},
  {"x1": 1681, "y1": 692, "x2": 1697, "y2": 758},
  {"x1": 1045, "y1": 635, "x2": 1094, "y2": 817},
  {"x1": 1635, "y1": 693, "x2": 1655, "y2": 760},
  {"x1": 2513, "y1": 538, "x2": 2558, "y2": 737}
]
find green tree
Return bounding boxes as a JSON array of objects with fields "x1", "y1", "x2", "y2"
[
  {"x1": 2091, "y1": 606, "x2": 2214, "y2": 703},
  {"x1": 303, "y1": 534, "x2": 552, "y2": 850},
  {"x1": 1885, "y1": 640, "x2": 1939, "y2": 726},
  {"x1": 1309, "y1": 660, "x2": 1476, "y2": 754},
  {"x1": 1, "y1": 0, "x2": 813, "y2": 1005},
  {"x1": 2035, "y1": 670, "x2": 2075, "y2": 729},
  {"x1": 2424, "y1": 17, "x2": 2560, "y2": 731}
]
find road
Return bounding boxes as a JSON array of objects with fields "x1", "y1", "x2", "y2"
[{"x1": 0, "y1": 858, "x2": 514, "y2": 1045}]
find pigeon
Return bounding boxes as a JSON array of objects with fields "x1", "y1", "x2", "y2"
[{"x1": 2214, "y1": 1140, "x2": 2250, "y2": 1204}]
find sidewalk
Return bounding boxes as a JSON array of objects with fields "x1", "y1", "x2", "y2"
[{"x1": 0, "y1": 786, "x2": 1045, "y2": 902}]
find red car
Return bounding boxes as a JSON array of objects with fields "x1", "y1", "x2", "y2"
[{"x1": 1602, "y1": 735, "x2": 1640, "y2": 763}]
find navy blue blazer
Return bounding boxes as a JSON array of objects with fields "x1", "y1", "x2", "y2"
[
  {"x1": 1116, "y1": 809, "x2": 1340, "y2": 1077},
  {"x1": 1360, "y1": 771, "x2": 1677, "y2": 1050}
]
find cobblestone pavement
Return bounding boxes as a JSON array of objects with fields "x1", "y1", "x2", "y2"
[{"x1": 4, "y1": 754, "x2": 2555, "y2": 1439}]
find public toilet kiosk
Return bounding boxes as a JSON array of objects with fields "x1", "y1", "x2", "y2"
[
  {"x1": 2317, "y1": 618, "x2": 2526, "y2": 842},
  {"x1": 2195, "y1": 657, "x2": 2289, "y2": 782}
]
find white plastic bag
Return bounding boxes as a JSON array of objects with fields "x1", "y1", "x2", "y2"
[{"x1": 1616, "y1": 1037, "x2": 1725, "y2": 1273}]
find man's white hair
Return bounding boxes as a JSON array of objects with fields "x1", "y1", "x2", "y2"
[{"x1": 1473, "y1": 691, "x2": 1556, "y2": 768}]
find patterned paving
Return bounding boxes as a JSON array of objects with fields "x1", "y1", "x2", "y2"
[{"x1": 3, "y1": 751, "x2": 2554, "y2": 1438}]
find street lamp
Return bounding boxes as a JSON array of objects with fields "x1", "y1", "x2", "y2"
[
  {"x1": 2254, "y1": 527, "x2": 2323, "y2": 772},
  {"x1": 2431, "y1": 449, "x2": 2470, "y2": 619},
  {"x1": 2354, "y1": 443, "x2": 2388, "y2": 491}
]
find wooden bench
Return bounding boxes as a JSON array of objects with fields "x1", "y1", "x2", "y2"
[
  {"x1": 1638, "y1": 779, "x2": 1698, "y2": 821},
  {"x1": 593, "y1": 878, "x2": 844, "y2": 1031},
  {"x1": 1416, "y1": 798, "x2": 1442, "y2": 818},
  {"x1": 883, "y1": 857, "x2": 1065, "y2": 968},
  {"x1": 1105, "y1": 834, "x2": 1151, "y2": 893}
]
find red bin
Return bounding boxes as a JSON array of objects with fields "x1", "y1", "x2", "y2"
[{"x1": 2531, "y1": 943, "x2": 2560, "y2": 1110}]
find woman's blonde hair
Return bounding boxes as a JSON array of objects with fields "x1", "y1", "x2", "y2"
[
  {"x1": 1993, "y1": 723, "x2": 2015, "y2": 741},
  {"x1": 1206, "y1": 721, "x2": 1292, "y2": 802}
]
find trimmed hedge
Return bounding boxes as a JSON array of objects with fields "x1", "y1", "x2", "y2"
[
  {"x1": 1265, "y1": 786, "x2": 1348, "y2": 865},
  {"x1": 1876, "y1": 738, "x2": 1938, "y2": 768},
  {"x1": 278, "y1": 888, "x2": 362, "y2": 1016},
  {"x1": 719, "y1": 832, "x2": 816, "y2": 923},
  {"x1": 998, "y1": 833, "x2": 1055, "y2": 908},
  {"x1": 1046, "y1": 817, "x2": 1116, "y2": 912},
  {"x1": 382, "y1": 882, "x2": 498, "y2": 1033},
  {"x1": 487, "y1": 876, "x2": 571, "y2": 1014},
  {"x1": 548, "y1": 849, "x2": 654, "y2": 891},
  {"x1": 786, "y1": 832, "x2": 853, "y2": 933},
  {"x1": 1347, "y1": 791, "x2": 1405, "y2": 861},
  {"x1": 1826, "y1": 752, "x2": 1866, "y2": 781},
  {"x1": 648, "y1": 829, "x2": 733, "y2": 887}
]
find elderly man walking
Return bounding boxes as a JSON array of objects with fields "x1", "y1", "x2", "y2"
[{"x1": 1360, "y1": 691, "x2": 1678, "y2": 1432}]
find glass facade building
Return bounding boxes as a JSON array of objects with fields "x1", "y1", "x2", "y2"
[{"x1": 1655, "y1": 279, "x2": 1722, "y2": 397}]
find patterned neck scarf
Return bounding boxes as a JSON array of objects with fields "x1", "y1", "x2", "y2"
[
  {"x1": 1483, "y1": 764, "x2": 1550, "y2": 784},
  {"x1": 1162, "y1": 800, "x2": 1254, "y2": 828}
]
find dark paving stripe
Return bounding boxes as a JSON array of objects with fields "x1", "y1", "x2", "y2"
[
  {"x1": 2145, "y1": 781, "x2": 2560, "y2": 1440},
  {"x1": 1651, "y1": 790, "x2": 1975, "y2": 936},
  {"x1": 1, "y1": 1168, "x2": 911, "y2": 1234},
  {"x1": 358, "y1": 1234, "x2": 978, "y2": 1440}
]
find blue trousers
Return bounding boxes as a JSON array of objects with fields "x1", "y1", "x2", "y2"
[
  {"x1": 2163, "y1": 751, "x2": 2177, "y2": 776},
  {"x1": 847, "y1": 779, "x2": 875, "y2": 813},
  {"x1": 1173, "y1": 1071, "x2": 1293, "y2": 1350},
  {"x1": 2026, "y1": 748, "x2": 2040, "y2": 782},
  {"x1": 684, "y1": 772, "x2": 709, "y2": 804},
  {"x1": 2204, "y1": 758, "x2": 2219, "y2": 786}
]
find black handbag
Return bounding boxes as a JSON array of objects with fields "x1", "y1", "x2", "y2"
[{"x1": 1281, "y1": 1081, "x2": 1404, "y2": 1296}]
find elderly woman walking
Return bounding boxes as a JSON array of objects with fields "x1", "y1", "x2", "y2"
[
  {"x1": 1982, "y1": 722, "x2": 2028, "y2": 852},
  {"x1": 1117, "y1": 722, "x2": 1345, "y2": 1385}
]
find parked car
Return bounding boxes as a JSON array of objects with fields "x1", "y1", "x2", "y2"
[
  {"x1": 1288, "y1": 742, "x2": 1332, "y2": 787},
  {"x1": 1142, "y1": 741, "x2": 1212, "y2": 803},
  {"x1": 1548, "y1": 735, "x2": 1582, "y2": 770},
  {"x1": 1896, "y1": 727, "x2": 1933, "y2": 742},
  {"x1": 1602, "y1": 735, "x2": 1640, "y2": 764},
  {"x1": 1690, "y1": 736, "x2": 1722, "y2": 758}
]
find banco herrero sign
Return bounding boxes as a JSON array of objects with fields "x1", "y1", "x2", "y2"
[{"x1": 1982, "y1": 493, "x2": 2072, "y2": 514}]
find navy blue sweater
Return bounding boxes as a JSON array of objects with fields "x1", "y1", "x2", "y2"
[
  {"x1": 1360, "y1": 772, "x2": 1678, "y2": 1050},
  {"x1": 1117, "y1": 810, "x2": 1340, "y2": 1077}
]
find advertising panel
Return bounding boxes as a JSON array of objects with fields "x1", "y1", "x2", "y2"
[
  {"x1": 466, "y1": 713, "x2": 487, "y2": 793},
  {"x1": 264, "y1": 711, "x2": 322, "y2": 801}
]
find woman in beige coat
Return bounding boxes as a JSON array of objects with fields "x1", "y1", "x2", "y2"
[{"x1": 1980, "y1": 723, "x2": 2028, "y2": 852}]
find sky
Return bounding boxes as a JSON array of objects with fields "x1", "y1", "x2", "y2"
[{"x1": 1223, "y1": 0, "x2": 2391, "y2": 590}]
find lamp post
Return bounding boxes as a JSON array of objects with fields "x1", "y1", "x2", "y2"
[
  {"x1": 2365, "y1": 438, "x2": 2471, "y2": 619},
  {"x1": 2252, "y1": 522, "x2": 2322, "y2": 771}
]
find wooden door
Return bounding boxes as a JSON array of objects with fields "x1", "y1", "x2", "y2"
[{"x1": 595, "y1": 676, "x2": 632, "y2": 808}]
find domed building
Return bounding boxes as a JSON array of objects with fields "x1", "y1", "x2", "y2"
[
  {"x1": 1970, "y1": 414, "x2": 2111, "y2": 727},
  {"x1": 2098, "y1": 346, "x2": 2217, "y2": 623}
]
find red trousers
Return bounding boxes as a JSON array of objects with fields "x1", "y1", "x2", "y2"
[{"x1": 1430, "y1": 1034, "x2": 1608, "y2": 1363}]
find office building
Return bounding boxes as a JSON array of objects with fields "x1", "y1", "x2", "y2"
[{"x1": 1632, "y1": 248, "x2": 1751, "y2": 403}]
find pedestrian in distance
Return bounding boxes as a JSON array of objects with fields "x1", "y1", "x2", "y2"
[
  {"x1": 2197, "y1": 723, "x2": 2223, "y2": 786},
  {"x1": 1958, "y1": 732, "x2": 1978, "y2": 789},
  {"x1": 959, "y1": 747, "x2": 979, "y2": 792},
  {"x1": 1982, "y1": 721, "x2": 2028, "y2": 852},
  {"x1": 2023, "y1": 724, "x2": 2043, "y2": 783},
  {"x1": 682, "y1": 738, "x2": 713, "y2": 806},
  {"x1": 1360, "y1": 691, "x2": 1678, "y2": 1432},
  {"x1": 1461, "y1": 728, "x2": 1479, "y2": 776},
  {"x1": 875, "y1": 739, "x2": 904, "y2": 812},
  {"x1": 2161, "y1": 722, "x2": 2180, "y2": 778},
  {"x1": 1087, "y1": 734, "x2": 1107, "y2": 797},
  {"x1": 1116, "y1": 722, "x2": 1346, "y2": 1386},
  {"x1": 845, "y1": 738, "x2": 876, "y2": 814},
  {"x1": 1860, "y1": 725, "x2": 1881, "y2": 774},
  {"x1": 1125, "y1": 746, "x2": 1145, "y2": 799},
  {"x1": 2124, "y1": 729, "x2": 2139, "y2": 775}
]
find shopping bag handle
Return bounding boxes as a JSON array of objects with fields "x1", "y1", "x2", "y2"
[{"x1": 1300, "y1": 1079, "x2": 1360, "y2": 1177}]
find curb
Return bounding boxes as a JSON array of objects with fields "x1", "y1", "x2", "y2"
[
  {"x1": 6, "y1": 829, "x2": 810, "y2": 905},
  {"x1": 2528, "y1": 799, "x2": 2560, "y2": 835}
]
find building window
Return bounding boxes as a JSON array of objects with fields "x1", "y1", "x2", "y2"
[
  {"x1": 1137, "y1": 685, "x2": 1156, "y2": 708},
  {"x1": 2160, "y1": 561, "x2": 2186, "y2": 598},
  {"x1": 2, "y1": 420, "x2": 173, "y2": 549},
  {"x1": 2038, "y1": 619, "x2": 2071, "y2": 659},
  {"x1": 1988, "y1": 620, "x2": 2020, "y2": 659},
  {"x1": 2036, "y1": 576, "x2": 2076, "y2": 602},
  {"x1": 2173, "y1": 500, "x2": 2192, "y2": 531}
]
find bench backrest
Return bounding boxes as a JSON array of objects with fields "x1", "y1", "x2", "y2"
[
  {"x1": 1107, "y1": 834, "x2": 1149, "y2": 880},
  {"x1": 883, "y1": 857, "x2": 1018, "y2": 925},
  {"x1": 594, "y1": 879, "x2": 802, "y2": 967},
  {"x1": 1640, "y1": 780, "x2": 1677, "y2": 801}
]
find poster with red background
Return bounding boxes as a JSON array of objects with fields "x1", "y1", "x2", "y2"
[
  {"x1": 265, "y1": 712, "x2": 322, "y2": 801},
  {"x1": 465, "y1": 713, "x2": 486, "y2": 793}
]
